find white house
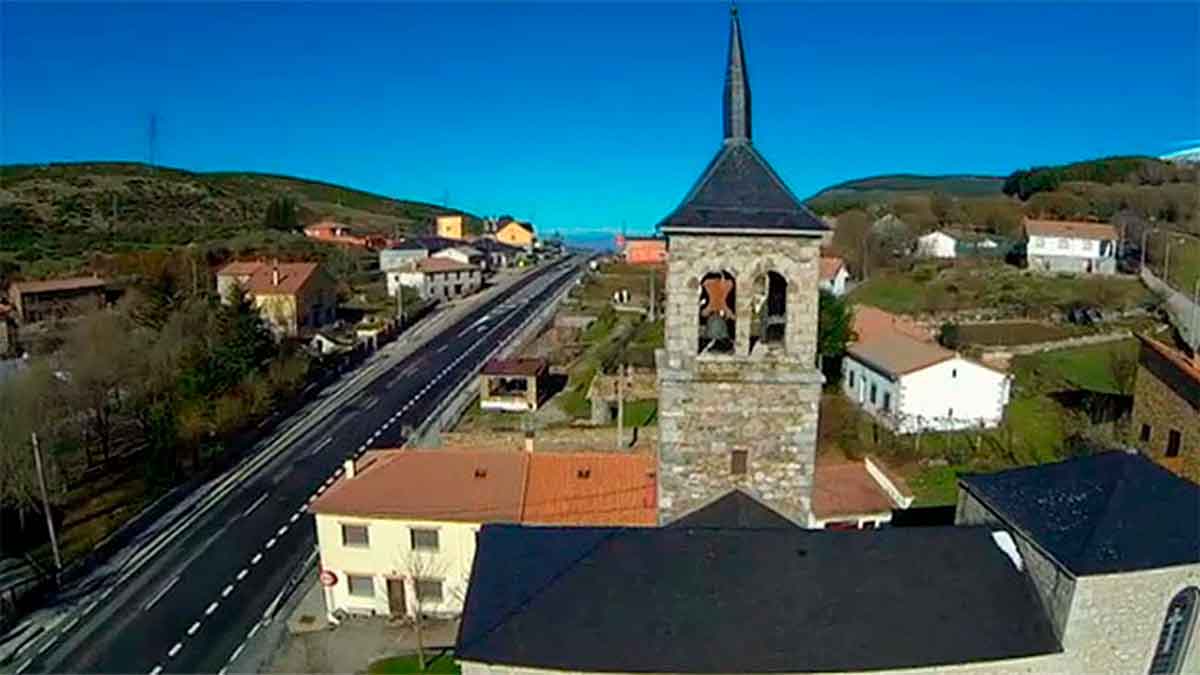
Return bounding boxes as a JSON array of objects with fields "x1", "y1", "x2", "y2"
[
  {"x1": 387, "y1": 258, "x2": 482, "y2": 302},
  {"x1": 433, "y1": 245, "x2": 487, "y2": 270},
  {"x1": 309, "y1": 449, "x2": 655, "y2": 619},
  {"x1": 818, "y1": 256, "x2": 849, "y2": 296},
  {"x1": 842, "y1": 333, "x2": 1011, "y2": 433},
  {"x1": 379, "y1": 242, "x2": 428, "y2": 271},
  {"x1": 1024, "y1": 219, "x2": 1118, "y2": 274},
  {"x1": 915, "y1": 230, "x2": 960, "y2": 259}
]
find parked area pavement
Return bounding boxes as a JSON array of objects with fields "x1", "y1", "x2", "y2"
[{"x1": 260, "y1": 575, "x2": 458, "y2": 674}]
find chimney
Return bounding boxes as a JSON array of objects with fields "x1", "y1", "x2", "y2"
[
  {"x1": 524, "y1": 429, "x2": 535, "y2": 453},
  {"x1": 343, "y1": 458, "x2": 356, "y2": 479},
  {"x1": 272, "y1": 260, "x2": 281, "y2": 287}
]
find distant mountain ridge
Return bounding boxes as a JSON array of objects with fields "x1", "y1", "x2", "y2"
[{"x1": 809, "y1": 174, "x2": 1006, "y2": 200}]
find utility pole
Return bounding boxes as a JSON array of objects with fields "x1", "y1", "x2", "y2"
[
  {"x1": 31, "y1": 433, "x2": 62, "y2": 576},
  {"x1": 396, "y1": 284, "x2": 405, "y2": 327},
  {"x1": 1165, "y1": 239, "x2": 1174, "y2": 285},
  {"x1": 648, "y1": 271, "x2": 656, "y2": 321},
  {"x1": 615, "y1": 364, "x2": 625, "y2": 450},
  {"x1": 1140, "y1": 227, "x2": 1151, "y2": 272}
]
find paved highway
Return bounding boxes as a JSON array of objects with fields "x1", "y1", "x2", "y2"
[{"x1": 12, "y1": 257, "x2": 583, "y2": 674}]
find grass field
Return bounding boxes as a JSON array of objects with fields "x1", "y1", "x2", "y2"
[
  {"x1": 955, "y1": 321, "x2": 1085, "y2": 346},
  {"x1": 1149, "y1": 231, "x2": 1200, "y2": 301},
  {"x1": 1012, "y1": 339, "x2": 1138, "y2": 395},
  {"x1": 368, "y1": 651, "x2": 460, "y2": 675},
  {"x1": 850, "y1": 262, "x2": 1152, "y2": 316}
]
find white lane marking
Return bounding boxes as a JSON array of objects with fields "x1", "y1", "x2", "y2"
[
  {"x1": 36, "y1": 639, "x2": 54, "y2": 655},
  {"x1": 324, "y1": 476, "x2": 334, "y2": 486},
  {"x1": 187, "y1": 621, "x2": 200, "y2": 636},
  {"x1": 371, "y1": 430, "x2": 380, "y2": 440},
  {"x1": 308, "y1": 494, "x2": 317, "y2": 502},
  {"x1": 242, "y1": 491, "x2": 269, "y2": 517},
  {"x1": 266, "y1": 537, "x2": 277, "y2": 549},
  {"x1": 82, "y1": 599, "x2": 99, "y2": 614},
  {"x1": 168, "y1": 642, "x2": 182, "y2": 658},
  {"x1": 222, "y1": 585, "x2": 234, "y2": 598},
  {"x1": 15, "y1": 658, "x2": 33, "y2": 675},
  {"x1": 316, "y1": 485, "x2": 326, "y2": 494},
  {"x1": 251, "y1": 553, "x2": 263, "y2": 565},
  {"x1": 277, "y1": 525, "x2": 288, "y2": 536},
  {"x1": 363, "y1": 397, "x2": 379, "y2": 410},
  {"x1": 310, "y1": 436, "x2": 334, "y2": 456},
  {"x1": 62, "y1": 616, "x2": 80, "y2": 632},
  {"x1": 150, "y1": 666, "x2": 163, "y2": 675},
  {"x1": 237, "y1": 568, "x2": 249, "y2": 580},
  {"x1": 230, "y1": 642, "x2": 246, "y2": 662},
  {"x1": 207, "y1": 601, "x2": 220, "y2": 615},
  {"x1": 290, "y1": 513, "x2": 300, "y2": 523},
  {"x1": 218, "y1": 668, "x2": 228, "y2": 675},
  {"x1": 101, "y1": 587, "x2": 115, "y2": 600},
  {"x1": 247, "y1": 622, "x2": 261, "y2": 639}
]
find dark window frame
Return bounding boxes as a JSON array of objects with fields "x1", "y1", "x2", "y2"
[
  {"x1": 1149, "y1": 587, "x2": 1199, "y2": 674},
  {"x1": 411, "y1": 528, "x2": 440, "y2": 551},
  {"x1": 346, "y1": 574, "x2": 375, "y2": 598},
  {"x1": 730, "y1": 449, "x2": 748, "y2": 476},
  {"x1": 1166, "y1": 430, "x2": 1182, "y2": 458},
  {"x1": 341, "y1": 523, "x2": 370, "y2": 548},
  {"x1": 415, "y1": 578, "x2": 444, "y2": 604}
]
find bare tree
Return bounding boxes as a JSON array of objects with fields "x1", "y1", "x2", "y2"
[
  {"x1": 391, "y1": 546, "x2": 467, "y2": 671},
  {"x1": 62, "y1": 310, "x2": 137, "y2": 464}
]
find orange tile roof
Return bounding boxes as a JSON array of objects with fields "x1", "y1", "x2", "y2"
[
  {"x1": 1138, "y1": 334, "x2": 1200, "y2": 387},
  {"x1": 310, "y1": 450, "x2": 528, "y2": 522},
  {"x1": 812, "y1": 461, "x2": 895, "y2": 521},
  {"x1": 848, "y1": 333, "x2": 956, "y2": 377},
  {"x1": 216, "y1": 261, "x2": 321, "y2": 295},
  {"x1": 411, "y1": 257, "x2": 478, "y2": 274},
  {"x1": 8, "y1": 276, "x2": 107, "y2": 296},
  {"x1": 482, "y1": 358, "x2": 548, "y2": 377},
  {"x1": 1023, "y1": 219, "x2": 1118, "y2": 241},
  {"x1": 819, "y1": 256, "x2": 845, "y2": 281},
  {"x1": 851, "y1": 305, "x2": 933, "y2": 344},
  {"x1": 310, "y1": 449, "x2": 657, "y2": 527},
  {"x1": 523, "y1": 453, "x2": 657, "y2": 526}
]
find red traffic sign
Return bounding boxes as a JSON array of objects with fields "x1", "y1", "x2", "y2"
[{"x1": 319, "y1": 569, "x2": 337, "y2": 587}]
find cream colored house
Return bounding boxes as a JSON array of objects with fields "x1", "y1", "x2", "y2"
[
  {"x1": 436, "y1": 215, "x2": 469, "y2": 240},
  {"x1": 215, "y1": 260, "x2": 337, "y2": 337},
  {"x1": 310, "y1": 448, "x2": 655, "y2": 619}
]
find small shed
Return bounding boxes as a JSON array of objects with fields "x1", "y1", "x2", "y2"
[{"x1": 479, "y1": 358, "x2": 548, "y2": 412}]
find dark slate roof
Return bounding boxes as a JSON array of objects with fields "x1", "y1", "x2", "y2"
[
  {"x1": 457, "y1": 525, "x2": 1061, "y2": 673},
  {"x1": 470, "y1": 238, "x2": 523, "y2": 255},
  {"x1": 959, "y1": 451, "x2": 1200, "y2": 576},
  {"x1": 669, "y1": 490, "x2": 798, "y2": 529},
  {"x1": 723, "y1": 6, "x2": 751, "y2": 143}
]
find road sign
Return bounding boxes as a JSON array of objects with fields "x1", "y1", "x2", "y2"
[{"x1": 319, "y1": 569, "x2": 337, "y2": 587}]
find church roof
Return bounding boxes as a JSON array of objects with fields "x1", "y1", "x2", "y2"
[
  {"x1": 658, "y1": 7, "x2": 827, "y2": 237},
  {"x1": 456, "y1": 524, "x2": 1061, "y2": 672},
  {"x1": 959, "y1": 451, "x2": 1200, "y2": 575},
  {"x1": 670, "y1": 489, "x2": 798, "y2": 529}
]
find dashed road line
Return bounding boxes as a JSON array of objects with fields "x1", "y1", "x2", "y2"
[
  {"x1": 206, "y1": 601, "x2": 220, "y2": 615},
  {"x1": 230, "y1": 642, "x2": 246, "y2": 662},
  {"x1": 237, "y1": 568, "x2": 249, "y2": 580},
  {"x1": 251, "y1": 553, "x2": 263, "y2": 565},
  {"x1": 149, "y1": 666, "x2": 163, "y2": 675},
  {"x1": 248, "y1": 622, "x2": 261, "y2": 639},
  {"x1": 222, "y1": 584, "x2": 234, "y2": 598},
  {"x1": 277, "y1": 525, "x2": 288, "y2": 535},
  {"x1": 266, "y1": 538, "x2": 276, "y2": 549},
  {"x1": 187, "y1": 621, "x2": 200, "y2": 636},
  {"x1": 168, "y1": 642, "x2": 182, "y2": 658},
  {"x1": 241, "y1": 491, "x2": 269, "y2": 517}
]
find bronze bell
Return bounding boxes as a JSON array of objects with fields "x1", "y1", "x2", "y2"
[{"x1": 705, "y1": 314, "x2": 730, "y2": 342}]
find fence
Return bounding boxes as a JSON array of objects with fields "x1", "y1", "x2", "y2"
[{"x1": 1142, "y1": 268, "x2": 1200, "y2": 351}]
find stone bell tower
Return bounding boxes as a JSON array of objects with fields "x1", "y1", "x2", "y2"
[{"x1": 655, "y1": 6, "x2": 828, "y2": 525}]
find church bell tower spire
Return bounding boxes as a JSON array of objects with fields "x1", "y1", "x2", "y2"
[{"x1": 723, "y1": 3, "x2": 752, "y2": 143}]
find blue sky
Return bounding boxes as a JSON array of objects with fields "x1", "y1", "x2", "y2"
[{"x1": 2, "y1": 2, "x2": 1196, "y2": 240}]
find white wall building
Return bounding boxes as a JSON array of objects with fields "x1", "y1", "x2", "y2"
[
  {"x1": 915, "y1": 230, "x2": 960, "y2": 259},
  {"x1": 843, "y1": 333, "x2": 1011, "y2": 433},
  {"x1": 387, "y1": 258, "x2": 482, "y2": 302},
  {"x1": 433, "y1": 245, "x2": 487, "y2": 270},
  {"x1": 1025, "y1": 219, "x2": 1118, "y2": 275},
  {"x1": 818, "y1": 257, "x2": 850, "y2": 296}
]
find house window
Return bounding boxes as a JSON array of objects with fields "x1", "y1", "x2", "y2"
[
  {"x1": 952, "y1": 368, "x2": 957, "y2": 378},
  {"x1": 730, "y1": 449, "x2": 748, "y2": 476},
  {"x1": 1167, "y1": 430, "x2": 1182, "y2": 458},
  {"x1": 1058, "y1": 237, "x2": 1070, "y2": 250},
  {"x1": 415, "y1": 578, "x2": 443, "y2": 604},
  {"x1": 883, "y1": 392, "x2": 892, "y2": 412},
  {"x1": 1141, "y1": 424, "x2": 1153, "y2": 443},
  {"x1": 411, "y1": 528, "x2": 439, "y2": 551},
  {"x1": 1149, "y1": 587, "x2": 1199, "y2": 674},
  {"x1": 948, "y1": 407, "x2": 954, "y2": 418},
  {"x1": 870, "y1": 384, "x2": 877, "y2": 405},
  {"x1": 341, "y1": 524, "x2": 369, "y2": 548},
  {"x1": 347, "y1": 574, "x2": 375, "y2": 598},
  {"x1": 849, "y1": 371, "x2": 857, "y2": 389}
]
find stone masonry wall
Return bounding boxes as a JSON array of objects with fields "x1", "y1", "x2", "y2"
[
  {"x1": 1132, "y1": 360, "x2": 1200, "y2": 482},
  {"x1": 657, "y1": 234, "x2": 824, "y2": 525}
]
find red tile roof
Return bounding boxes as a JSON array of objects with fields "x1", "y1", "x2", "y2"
[
  {"x1": 522, "y1": 453, "x2": 657, "y2": 526},
  {"x1": 851, "y1": 305, "x2": 933, "y2": 344},
  {"x1": 482, "y1": 358, "x2": 548, "y2": 377},
  {"x1": 848, "y1": 333, "x2": 956, "y2": 377},
  {"x1": 812, "y1": 460, "x2": 897, "y2": 521},
  {"x1": 310, "y1": 448, "x2": 657, "y2": 527},
  {"x1": 411, "y1": 258, "x2": 478, "y2": 274},
  {"x1": 1138, "y1": 334, "x2": 1200, "y2": 387},
  {"x1": 819, "y1": 256, "x2": 845, "y2": 281},
  {"x1": 1024, "y1": 219, "x2": 1118, "y2": 241},
  {"x1": 216, "y1": 261, "x2": 321, "y2": 295},
  {"x1": 8, "y1": 276, "x2": 107, "y2": 296}
]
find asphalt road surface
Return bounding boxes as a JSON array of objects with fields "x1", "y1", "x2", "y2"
[{"x1": 16, "y1": 257, "x2": 583, "y2": 674}]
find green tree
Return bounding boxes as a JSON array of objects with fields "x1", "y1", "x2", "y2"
[
  {"x1": 207, "y1": 286, "x2": 275, "y2": 395},
  {"x1": 938, "y1": 322, "x2": 961, "y2": 350},
  {"x1": 263, "y1": 196, "x2": 299, "y2": 231},
  {"x1": 818, "y1": 290, "x2": 855, "y2": 381}
]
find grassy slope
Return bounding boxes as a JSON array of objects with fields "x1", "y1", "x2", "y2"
[{"x1": 809, "y1": 173, "x2": 1006, "y2": 200}]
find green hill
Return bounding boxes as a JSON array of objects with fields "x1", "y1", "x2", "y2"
[{"x1": 811, "y1": 173, "x2": 1006, "y2": 200}]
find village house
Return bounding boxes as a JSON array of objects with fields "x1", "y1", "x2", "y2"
[
  {"x1": 433, "y1": 245, "x2": 487, "y2": 271},
  {"x1": 309, "y1": 448, "x2": 655, "y2": 619},
  {"x1": 916, "y1": 228, "x2": 1010, "y2": 260},
  {"x1": 617, "y1": 235, "x2": 668, "y2": 265},
  {"x1": 842, "y1": 332, "x2": 1011, "y2": 432},
  {"x1": 436, "y1": 214, "x2": 474, "y2": 240},
  {"x1": 6, "y1": 276, "x2": 108, "y2": 324},
  {"x1": 1132, "y1": 334, "x2": 1199, "y2": 481},
  {"x1": 378, "y1": 240, "x2": 429, "y2": 272},
  {"x1": 304, "y1": 221, "x2": 386, "y2": 250},
  {"x1": 478, "y1": 358, "x2": 548, "y2": 413},
  {"x1": 818, "y1": 256, "x2": 849, "y2": 295},
  {"x1": 386, "y1": 258, "x2": 481, "y2": 302},
  {"x1": 457, "y1": 451, "x2": 1200, "y2": 675},
  {"x1": 469, "y1": 238, "x2": 522, "y2": 270},
  {"x1": 811, "y1": 456, "x2": 913, "y2": 529},
  {"x1": 1024, "y1": 219, "x2": 1119, "y2": 274},
  {"x1": 495, "y1": 218, "x2": 535, "y2": 249},
  {"x1": 215, "y1": 261, "x2": 338, "y2": 338}
]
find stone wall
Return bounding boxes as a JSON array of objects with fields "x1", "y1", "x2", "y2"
[
  {"x1": 1132, "y1": 354, "x2": 1200, "y2": 482},
  {"x1": 657, "y1": 233, "x2": 824, "y2": 525}
]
